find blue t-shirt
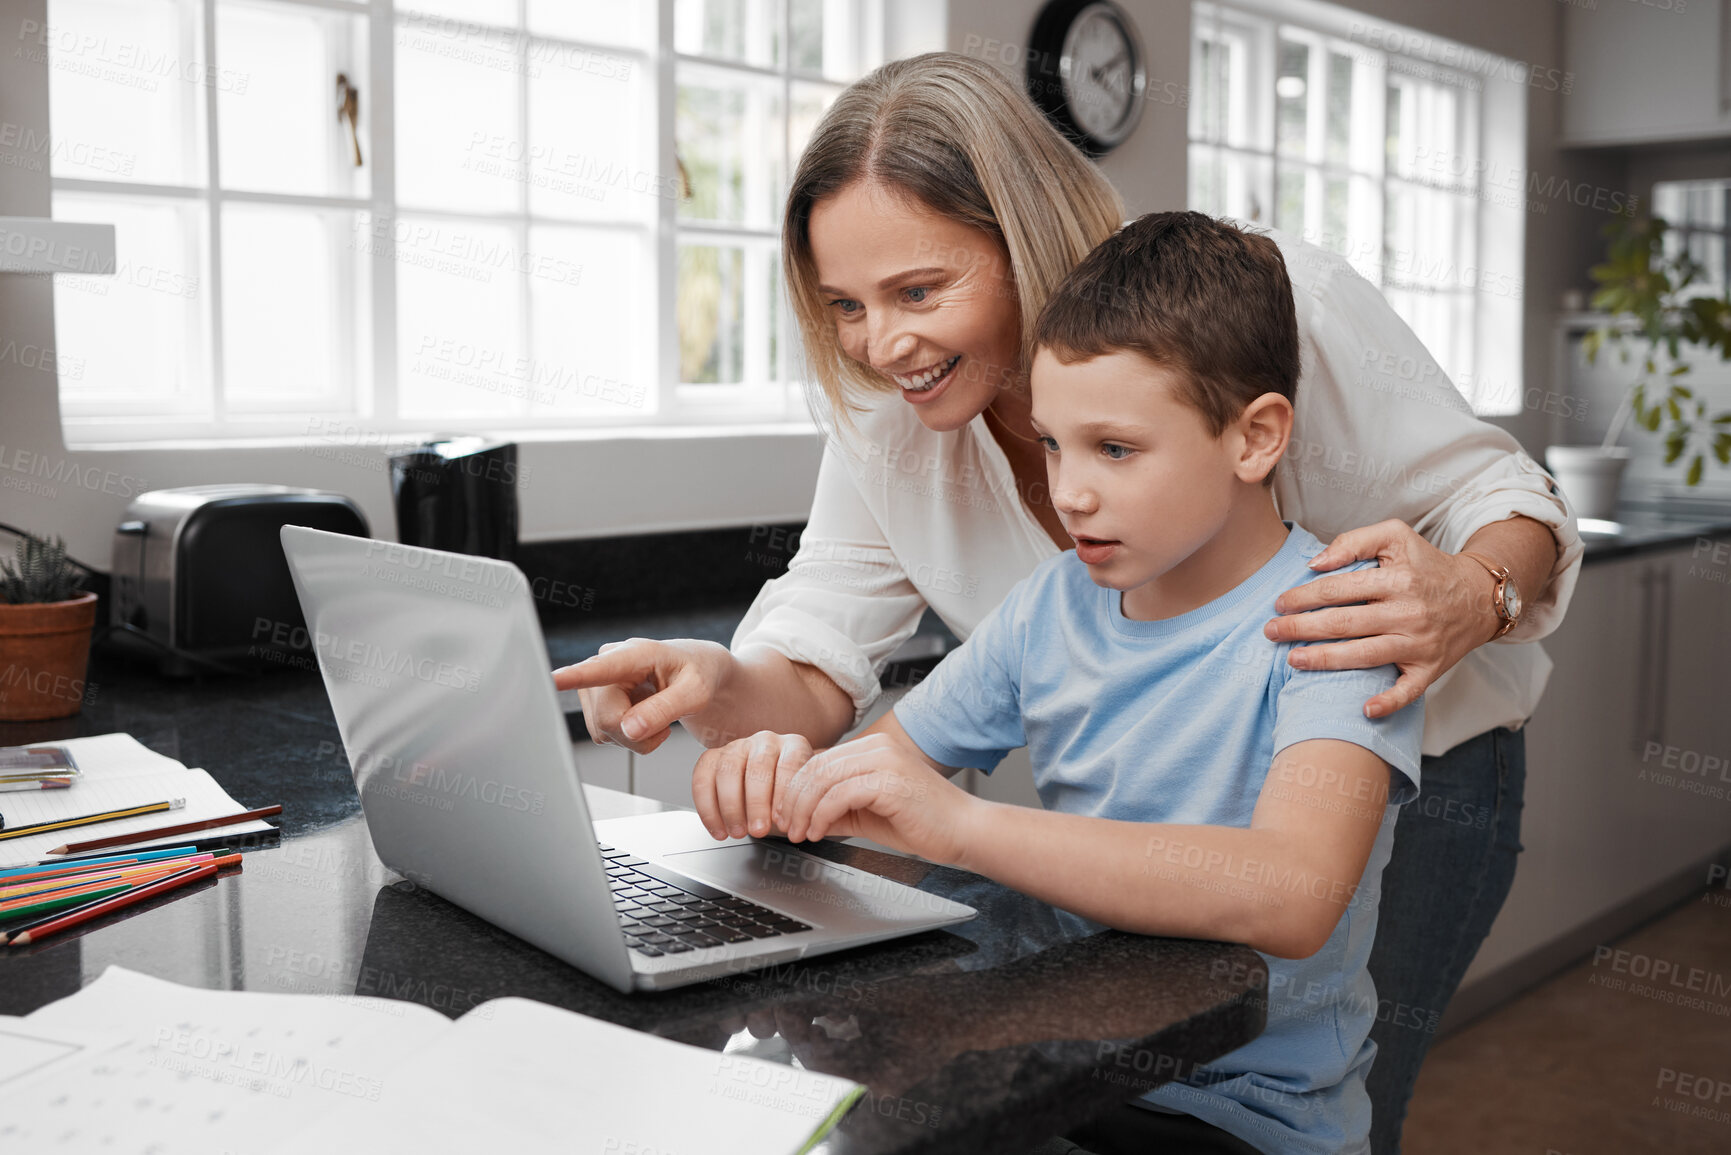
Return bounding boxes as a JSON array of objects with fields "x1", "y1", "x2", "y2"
[{"x1": 894, "y1": 523, "x2": 1424, "y2": 1155}]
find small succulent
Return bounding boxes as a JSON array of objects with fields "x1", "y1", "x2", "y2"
[{"x1": 0, "y1": 533, "x2": 86, "y2": 605}]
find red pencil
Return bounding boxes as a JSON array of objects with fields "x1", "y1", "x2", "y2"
[
  {"x1": 49, "y1": 804, "x2": 283, "y2": 855},
  {"x1": 1, "y1": 860, "x2": 222, "y2": 946}
]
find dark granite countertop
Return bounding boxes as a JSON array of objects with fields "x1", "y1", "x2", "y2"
[
  {"x1": 1578, "y1": 499, "x2": 1731, "y2": 563},
  {"x1": 0, "y1": 645, "x2": 1266, "y2": 1154}
]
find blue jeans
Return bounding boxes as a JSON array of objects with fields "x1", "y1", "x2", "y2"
[{"x1": 1365, "y1": 726, "x2": 1527, "y2": 1154}]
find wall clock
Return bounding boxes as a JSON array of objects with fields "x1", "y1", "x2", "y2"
[{"x1": 1026, "y1": 0, "x2": 1147, "y2": 158}]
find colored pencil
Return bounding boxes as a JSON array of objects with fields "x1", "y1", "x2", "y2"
[
  {"x1": 2, "y1": 861, "x2": 223, "y2": 946},
  {"x1": 2, "y1": 844, "x2": 203, "y2": 878},
  {"x1": 41, "y1": 830, "x2": 278, "y2": 866},
  {"x1": 0, "y1": 857, "x2": 216, "y2": 908},
  {"x1": 0, "y1": 798, "x2": 184, "y2": 843},
  {"x1": 0, "y1": 883, "x2": 133, "y2": 923},
  {"x1": 49, "y1": 803, "x2": 283, "y2": 855},
  {"x1": 0, "y1": 854, "x2": 217, "y2": 902}
]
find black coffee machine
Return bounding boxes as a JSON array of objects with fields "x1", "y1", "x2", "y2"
[{"x1": 389, "y1": 437, "x2": 519, "y2": 559}]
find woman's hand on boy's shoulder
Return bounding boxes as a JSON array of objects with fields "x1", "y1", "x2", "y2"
[
  {"x1": 1264, "y1": 518, "x2": 1496, "y2": 718},
  {"x1": 775, "y1": 733, "x2": 979, "y2": 867}
]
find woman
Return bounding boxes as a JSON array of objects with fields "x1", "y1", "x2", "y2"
[{"x1": 558, "y1": 53, "x2": 1581, "y2": 1153}]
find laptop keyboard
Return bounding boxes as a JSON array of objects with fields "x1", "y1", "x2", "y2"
[{"x1": 597, "y1": 844, "x2": 814, "y2": 959}]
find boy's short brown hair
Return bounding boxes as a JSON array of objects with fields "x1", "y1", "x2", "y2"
[{"x1": 1033, "y1": 211, "x2": 1300, "y2": 439}]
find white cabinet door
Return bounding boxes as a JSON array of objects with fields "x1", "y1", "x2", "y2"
[
  {"x1": 1563, "y1": 1, "x2": 1727, "y2": 146},
  {"x1": 571, "y1": 736, "x2": 630, "y2": 794},
  {"x1": 1649, "y1": 536, "x2": 1731, "y2": 865},
  {"x1": 627, "y1": 721, "x2": 708, "y2": 809},
  {"x1": 1462, "y1": 552, "x2": 1649, "y2": 982}
]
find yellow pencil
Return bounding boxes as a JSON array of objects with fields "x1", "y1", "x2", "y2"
[{"x1": 0, "y1": 798, "x2": 184, "y2": 843}]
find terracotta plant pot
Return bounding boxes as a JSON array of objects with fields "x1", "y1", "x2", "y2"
[{"x1": 0, "y1": 591, "x2": 99, "y2": 721}]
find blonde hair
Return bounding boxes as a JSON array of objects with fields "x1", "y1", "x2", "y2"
[{"x1": 783, "y1": 52, "x2": 1125, "y2": 422}]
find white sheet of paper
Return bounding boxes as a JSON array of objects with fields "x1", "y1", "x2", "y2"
[
  {"x1": 0, "y1": 767, "x2": 274, "y2": 867},
  {"x1": 6, "y1": 967, "x2": 451, "y2": 1155},
  {"x1": 278, "y1": 996, "x2": 864, "y2": 1155},
  {"x1": 0, "y1": 1017, "x2": 124, "y2": 1094}
]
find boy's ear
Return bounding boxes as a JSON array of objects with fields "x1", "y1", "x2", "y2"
[{"x1": 1234, "y1": 393, "x2": 1294, "y2": 485}]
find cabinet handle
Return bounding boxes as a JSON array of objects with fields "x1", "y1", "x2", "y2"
[
  {"x1": 1632, "y1": 564, "x2": 1657, "y2": 752},
  {"x1": 1649, "y1": 565, "x2": 1673, "y2": 748}
]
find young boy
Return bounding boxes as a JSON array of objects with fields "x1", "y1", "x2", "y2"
[{"x1": 702, "y1": 211, "x2": 1423, "y2": 1155}]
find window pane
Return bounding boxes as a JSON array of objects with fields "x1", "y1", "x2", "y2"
[
  {"x1": 1324, "y1": 51, "x2": 1353, "y2": 168},
  {"x1": 52, "y1": 192, "x2": 207, "y2": 411},
  {"x1": 395, "y1": 16, "x2": 522, "y2": 213},
  {"x1": 789, "y1": 0, "x2": 864, "y2": 80},
  {"x1": 527, "y1": 0, "x2": 654, "y2": 49},
  {"x1": 527, "y1": 227, "x2": 653, "y2": 417},
  {"x1": 790, "y1": 80, "x2": 841, "y2": 168},
  {"x1": 1384, "y1": 183, "x2": 1475, "y2": 291},
  {"x1": 45, "y1": 0, "x2": 207, "y2": 186},
  {"x1": 1187, "y1": 145, "x2": 1271, "y2": 224},
  {"x1": 1275, "y1": 35, "x2": 1309, "y2": 159},
  {"x1": 222, "y1": 206, "x2": 365, "y2": 410},
  {"x1": 677, "y1": 65, "x2": 785, "y2": 227},
  {"x1": 1275, "y1": 167, "x2": 1307, "y2": 235},
  {"x1": 1387, "y1": 70, "x2": 1471, "y2": 191},
  {"x1": 526, "y1": 43, "x2": 654, "y2": 222},
  {"x1": 393, "y1": 215, "x2": 525, "y2": 418},
  {"x1": 395, "y1": 0, "x2": 514, "y2": 25},
  {"x1": 675, "y1": 0, "x2": 784, "y2": 68},
  {"x1": 218, "y1": 1, "x2": 369, "y2": 198},
  {"x1": 679, "y1": 244, "x2": 777, "y2": 385}
]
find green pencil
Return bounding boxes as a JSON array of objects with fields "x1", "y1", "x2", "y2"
[{"x1": 0, "y1": 882, "x2": 131, "y2": 924}]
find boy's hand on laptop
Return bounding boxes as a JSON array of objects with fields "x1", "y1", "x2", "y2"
[
  {"x1": 774, "y1": 733, "x2": 978, "y2": 866},
  {"x1": 691, "y1": 730, "x2": 817, "y2": 840}
]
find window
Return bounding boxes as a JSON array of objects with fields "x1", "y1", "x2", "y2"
[
  {"x1": 44, "y1": 0, "x2": 882, "y2": 443},
  {"x1": 1188, "y1": 1, "x2": 1523, "y2": 416},
  {"x1": 1654, "y1": 180, "x2": 1730, "y2": 297}
]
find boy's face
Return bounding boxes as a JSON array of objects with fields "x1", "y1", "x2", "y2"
[{"x1": 1029, "y1": 347, "x2": 1252, "y2": 592}]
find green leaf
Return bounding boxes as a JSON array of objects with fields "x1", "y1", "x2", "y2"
[
  {"x1": 1715, "y1": 433, "x2": 1731, "y2": 465},
  {"x1": 1645, "y1": 407, "x2": 1664, "y2": 432},
  {"x1": 1665, "y1": 432, "x2": 1686, "y2": 463},
  {"x1": 1686, "y1": 454, "x2": 1705, "y2": 486},
  {"x1": 1667, "y1": 397, "x2": 1683, "y2": 422}
]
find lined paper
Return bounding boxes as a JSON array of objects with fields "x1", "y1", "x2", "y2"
[{"x1": 0, "y1": 735, "x2": 274, "y2": 867}]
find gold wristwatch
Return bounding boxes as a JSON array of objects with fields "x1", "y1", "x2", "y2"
[{"x1": 1460, "y1": 551, "x2": 1522, "y2": 640}]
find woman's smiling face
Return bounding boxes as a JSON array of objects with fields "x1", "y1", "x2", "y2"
[{"x1": 807, "y1": 180, "x2": 1025, "y2": 432}]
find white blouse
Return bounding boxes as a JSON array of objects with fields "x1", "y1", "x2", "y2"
[{"x1": 732, "y1": 224, "x2": 1585, "y2": 758}]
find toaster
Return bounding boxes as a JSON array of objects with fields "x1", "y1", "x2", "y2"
[{"x1": 111, "y1": 485, "x2": 369, "y2": 676}]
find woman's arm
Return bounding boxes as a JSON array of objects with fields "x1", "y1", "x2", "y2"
[
  {"x1": 556, "y1": 439, "x2": 929, "y2": 751},
  {"x1": 1262, "y1": 232, "x2": 1585, "y2": 712}
]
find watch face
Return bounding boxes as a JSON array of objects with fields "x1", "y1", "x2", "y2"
[
  {"x1": 1060, "y1": 4, "x2": 1142, "y2": 145},
  {"x1": 1503, "y1": 582, "x2": 1522, "y2": 620}
]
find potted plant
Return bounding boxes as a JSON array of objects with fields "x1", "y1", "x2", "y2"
[
  {"x1": 0, "y1": 533, "x2": 99, "y2": 721},
  {"x1": 1556, "y1": 216, "x2": 1731, "y2": 519}
]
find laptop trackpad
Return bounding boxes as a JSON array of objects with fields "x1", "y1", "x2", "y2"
[{"x1": 662, "y1": 842, "x2": 943, "y2": 927}]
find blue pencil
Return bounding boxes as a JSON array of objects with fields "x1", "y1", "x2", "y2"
[{"x1": 0, "y1": 844, "x2": 202, "y2": 880}]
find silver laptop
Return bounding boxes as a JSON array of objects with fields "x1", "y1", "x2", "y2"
[{"x1": 280, "y1": 525, "x2": 975, "y2": 992}]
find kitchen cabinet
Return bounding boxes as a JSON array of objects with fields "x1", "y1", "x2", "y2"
[
  {"x1": 1453, "y1": 536, "x2": 1731, "y2": 1021},
  {"x1": 1562, "y1": 1, "x2": 1730, "y2": 146}
]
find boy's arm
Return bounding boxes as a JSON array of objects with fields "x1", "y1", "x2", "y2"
[{"x1": 782, "y1": 732, "x2": 1390, "y2": 959}]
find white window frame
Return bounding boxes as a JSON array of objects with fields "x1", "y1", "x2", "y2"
[
  {"x1": 49, "y1": 0, "x2": 884, "y2": 446},
  {"x1": 1187, "y1": 0, "x2": 1527, "y2": 416}
]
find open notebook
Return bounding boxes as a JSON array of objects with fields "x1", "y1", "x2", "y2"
[
  {"x1": 1, "y1": 967, "x2": 864, "y2": 1155},
  {"x1": 0, "y1": 734, "x2": 276, "y2": 866}
]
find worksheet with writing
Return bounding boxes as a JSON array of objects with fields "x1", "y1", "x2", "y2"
[{"x1": 0, "y1": 967, "x2": 451, "y2": 1155}]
